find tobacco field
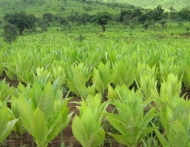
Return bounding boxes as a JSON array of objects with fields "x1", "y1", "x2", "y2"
[{"x1": 0, "y1": 31, "x2": 190, "y2": 147}]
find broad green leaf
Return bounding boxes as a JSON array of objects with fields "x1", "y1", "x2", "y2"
[
  {"x1": 38, "y1": 82, "x2": 54, "y2": 119},
  {"x1": 47, "y1": 108, "x2": 72, "y2": 141},
  {"x1": 30, "y1": 80, "x2": 43, "y2": 109},
  {"x1": 16, "y1": 96, "x2": 33, "y2": 134},
  {"x1": 105, "y1": 115, "x2": 126, "y2": 136},
  {"x1": 87, "y1": 128, "x2": 105, "y2": 147},
  {"x1": 0, "y1": 119, "x2": 18, "y2": 143},
  {"x1": 0, "y1": 107, "x2": 9, "y2": 132},
  {"x1": 139, "y1": 108, "x2": 157, "y2": 128},
  {"x1": 108, "y1": 85, "x2": 117, "y2": 100},
  {"x1": 153, "y1": 124, "x2": 170, "y2": 147},
  {"x1": 107, "y1": 133, "x2": 131, "y2": 147},
  {"x1": 47, "y1": 114, "x2": 62, "y2": 141},
  {"x1": 81, "y1": 108, "x2": 96, "y2": 138},
  {"x1": 60, "y1": 112, "x2": 73, "y2": 130},
  {"x1": 72, "y1": 115, "x2": 88, "y2": 147},
  {"x1": 32, "y1": 107, "x2": 48, "y2": 146}
]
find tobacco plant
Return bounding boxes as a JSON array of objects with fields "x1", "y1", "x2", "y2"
[
  {"x1": 93, "y1": 62, "x2": 115, "y2": 95},
  {"x1": 112, "y1": 60, "x2": 136, "y2": 87},
  {"x1": 10, "y1": 83, "x2": 31, "y2": 136},
  {"x1": 0, "y1": 100, "x2": 18, "y2": 144},
  {"x1": 154, "y1": 98, "x2": 190, "y2": 147},
  {"x1": 105, "y1": 85, "x2": 157, "y2": 147},
  {"x1": 67, "y1": 63, "x2": 95, "y2": 98},
  {"x1": 72, "y1": 94, "x2": 108, "y2": 147},
  {"x1": 159, "y1": 57, "x2": 183, "y2": 83},
  {"x1": 152, "y1": 74, "x2": 190, "y2": 146},
  {"x1": 139, "y1": 74, "x2": 158, "y2": 100},
  {"x1": 0, "y1": 78, "x2": 14, "y2": 101},
  {"x1": 16, "y1": 80, "x2": 72, "y2": 147},
  {"x1": 135, "y1": 63, "x2": 157, "y2": 86}
]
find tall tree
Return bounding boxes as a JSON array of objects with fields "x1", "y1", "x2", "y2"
[
  {"x1": 4, "y1": 11, "x2": 36, "y2": 36},
  {"x1": 92, "y1": 12, "x2": 112, "y2": 32}
]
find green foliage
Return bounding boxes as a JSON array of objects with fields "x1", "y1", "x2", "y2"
[
  {"x1": 139, "y1": 74, "x2": 158, "y2": 100},
  {"x1": 135, "y1": 63, "x2": 157, "y2": 87},
  {"x1": 182, "y1": 58, "x2": 190, "y2": 89},
  {"x1": 154, "y1": 98, "x2": 190, "y2": 147},
  {"x1": 0, "y1": 29, "x2": 190, "y2": 146},
  {"x1": 105, "y1": 86, "x2": 157, "y2": 147},
  {"x1": 0, "y1": 78, "x2": 14, "y2": 101},
  {"x1": 67, "y1": 63, "x2": 95, "y2": 98},
  {"x1": 72, "y1": 94, "x2": 108, "y2": 147},
  {"x1": 3, "y1": 23, "x2": 18, "y2": 45},
  {"x1": 15, "y1": 80, "x2": 72, "y2": 147},
  {"x1": 92, "y1": 12, "x2": 112, "y2": 31},
  {"x1": 0, "y1": 101, "x2": 18, "y2": 144},
  {"x1": 151, "y1": 74, "x2": 190, "y2": 146},
  {"x1": 92, "y1": 62, "x2": 114, "y2": 95},
  {"x1": 0, "y1": 53, "x2": 3, "y2": 76},
  {"x1": 112, "y1": 60, "x2": 136, "y2": 87},
  {"x1": 4, "y1": 11, "x2": 36, "y2": 35},
  {"x1": 154, "y1": 74, "x2": 182, "y2": 101}
]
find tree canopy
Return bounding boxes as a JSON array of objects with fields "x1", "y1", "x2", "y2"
[
  {"x1": 92, "y1": 12, "x2": 112, "y2": 32},
  {"x1": 3, "y1": 23, "x2": 18, "y2": 45},
  {"x1": 4, "y1": 11, "x2": 36, "y2": 36}
]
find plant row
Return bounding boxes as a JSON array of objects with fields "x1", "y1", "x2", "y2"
[{"x1": 0, "y1": 73, "x2": 190, "y2": 147}]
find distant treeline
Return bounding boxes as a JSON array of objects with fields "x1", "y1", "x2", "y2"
[{"x1": 1, "y1": 1, "x2": 190, "y2": 35}]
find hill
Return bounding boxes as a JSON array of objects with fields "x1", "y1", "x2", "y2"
[
  {"x1": 108, "y1": 0, "x2": 190, "y2": 11},
  {"x1": 0, "y1": 0, "x2": 130, "y2": 19}
]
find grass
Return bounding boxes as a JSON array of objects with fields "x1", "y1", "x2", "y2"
[
  {"x1": 0, "y1": 0, "x2": 121, "y2": 19},
  {"x1": 0, "y1": 0, "x2": 189, "y2": 20},
  {"x1": 109, "y1": 0, "x2": 190, "y2": 11}
]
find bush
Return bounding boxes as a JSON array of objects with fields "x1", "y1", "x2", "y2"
[{"x1": 3, "y1": 23, "x2": 18, "y2": 45}]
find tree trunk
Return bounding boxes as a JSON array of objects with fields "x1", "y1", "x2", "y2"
[
  {"x1": 101, "y1": 24, "x2": 105, "y2": 32},
  {"x1": 19, "y1": 29, "x2": 24, "y2": 36}
]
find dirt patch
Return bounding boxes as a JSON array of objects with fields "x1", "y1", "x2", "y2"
[
  {"x1": 180, "y1": 88, "x2": 190, "y2": 100},
  {"x1": 0, "y1": 71, "x2": 19, "y2": 88}
]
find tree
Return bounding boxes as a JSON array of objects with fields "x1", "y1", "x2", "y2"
[
  {"x1": 42, "y1": 12, "x2": 54, "y2": 23},
  {"x1": 93, "y1": 12, "x2": 112, "y2": 32},
  {"x1": 4, "y1": 11, "x2": 36, "y2": 36},
  {"x1": 3, "y1": 23, "x2": 18, "y2": 45},
  {"x1": 153, "y1": 6, "x2": 164, "y2": 21},
  {"x1": 138, "y1": 13, "x2": 151, "y2": 24},
  {"x1": 178, "y1": 8, "x2": 190, "y2": 21},
  {"x1": 169, "y1": 6, "x2": 175, "y2": 13}
]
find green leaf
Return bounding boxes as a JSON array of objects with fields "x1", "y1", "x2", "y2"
[
  {"x1": 0, "y1": 119, "x2": 18, "y2": 143},
  {"x1": 0, "y1": 107, "x2": 9, "y2": 132},
  {"x1": 32, "y1": 107, "x2": 48, "y2": 146},
  {"x1": 81, "y1": 108, "x2": 96, "y2": 138},
  {"x1": 87, "y1": 128, "x2": 105, "y2": 147},
  {"x1": 72, "y1": 115, "x2": 88, "y2": 147},
  {"x1": 105, "y1": 115, "x2": 126, "y2": 136},
  {"x1": 47, "y1": 114, "x2": 62, "y2": 141},
  {"x1": 16, "y1": 95, "x2": 33, "y2": 134},
  {"x1": 60, "y1": 112, "x2": 73, "y2": 130},
  {"x1": 139, "y1": 108, "x2": 157, "y2": 129},
  {"x1": 30, "y1": 80, "x2": 43, "y2": 109},
  {"x1": 107, "y1": 133, "x2": 131, "y2": 146},
  {"x1": 153, "y1": 124, "x2": 169, "y2": 147},
  {"x1": 38, "y1": 82, "x2": 54, "y2": 119}
]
